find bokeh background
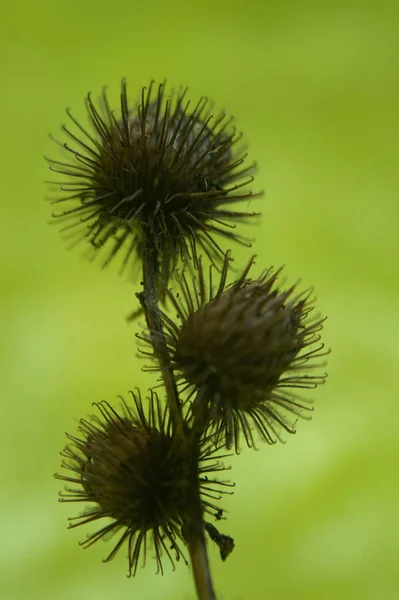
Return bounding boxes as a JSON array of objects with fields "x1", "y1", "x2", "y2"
[{"x1": 1, "y1": 1, "x2": 398, "y2": 599}]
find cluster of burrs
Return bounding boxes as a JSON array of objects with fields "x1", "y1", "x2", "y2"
[{"x1": 49, "y1": 80, "x2": 328, "y2": 596}]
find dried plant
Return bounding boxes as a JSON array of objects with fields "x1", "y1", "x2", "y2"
[{"x1": 50, "y1": 80, "x2": 329, "y2": 600}]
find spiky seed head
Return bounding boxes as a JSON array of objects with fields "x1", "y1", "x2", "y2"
[
  {"x1": 143, "y1": 255, "x2": 329, "y2": 451},
  {"x1": 47, "y1": 80, "x2": 261, "y2": 290},
  {"x1": 55, "y1": 390, "x2": 232, "y2": 575}
]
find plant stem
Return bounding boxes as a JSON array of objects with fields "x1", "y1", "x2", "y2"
[
  {"x1": 139, "y1": 236, "x2": 184, "y2": 439},
  {"x1": 139, "y1": 234, "x2": 217, "y2": 600},
  {"x1": 186, "y1": 524, "x2": 217, "y2": 600}
]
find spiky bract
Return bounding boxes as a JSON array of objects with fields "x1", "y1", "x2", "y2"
[
  {"x1": 55, "y1": 390, "x2": 231, "y2": 575},
  {"x1": 141, "y1": 255, "x2": 328, "y2": 451},
  {"x1": 47, "y1": 80, "x2": 260, "y2": 288}
]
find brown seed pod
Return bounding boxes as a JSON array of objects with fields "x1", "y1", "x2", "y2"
[
  {"x1": 55, "y1": 390, "x2": 232, "y2": 575},
  {"x1": 140, "y1": 254, "x2": 329, "y2": 451},
  {"x1": 46, "y1": 80, "x2": 260, "y2": 289}
]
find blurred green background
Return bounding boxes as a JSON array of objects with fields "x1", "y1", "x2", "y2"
[{"x1": 1, "y1": 0, "x2": 398, "y2": 598}]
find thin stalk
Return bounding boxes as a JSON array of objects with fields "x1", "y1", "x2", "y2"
[
  {"x1": 138, "y1": 234, "x2": 217, "y2": 600},
  {"x1": 138, "y1": 235, "x2": 184, "y2": 439},
  {"x1": 186, "y1": 524, "x2": 217, "y2": 600}
]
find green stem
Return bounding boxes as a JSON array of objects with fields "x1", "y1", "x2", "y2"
[
  {"x1": 139, "y1": 236, "x2": 184, "y2": 439},
  {"x1": 186, "y1": 524, "x2": 217, "y2": 600},
  {"x1": 139, "y1": 234, "x2": 216, "y2": 600}
]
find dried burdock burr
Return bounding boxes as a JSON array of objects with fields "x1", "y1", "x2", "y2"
[
  {"x1": 46, "y1": 80, "x2": 260, "y2": 291},
  {"x1": 141, "y1": 253, "x2": 329, "y2": 451},
  {"x1": 55, "y1": 389, "x2": 232, "y2": 576}
]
